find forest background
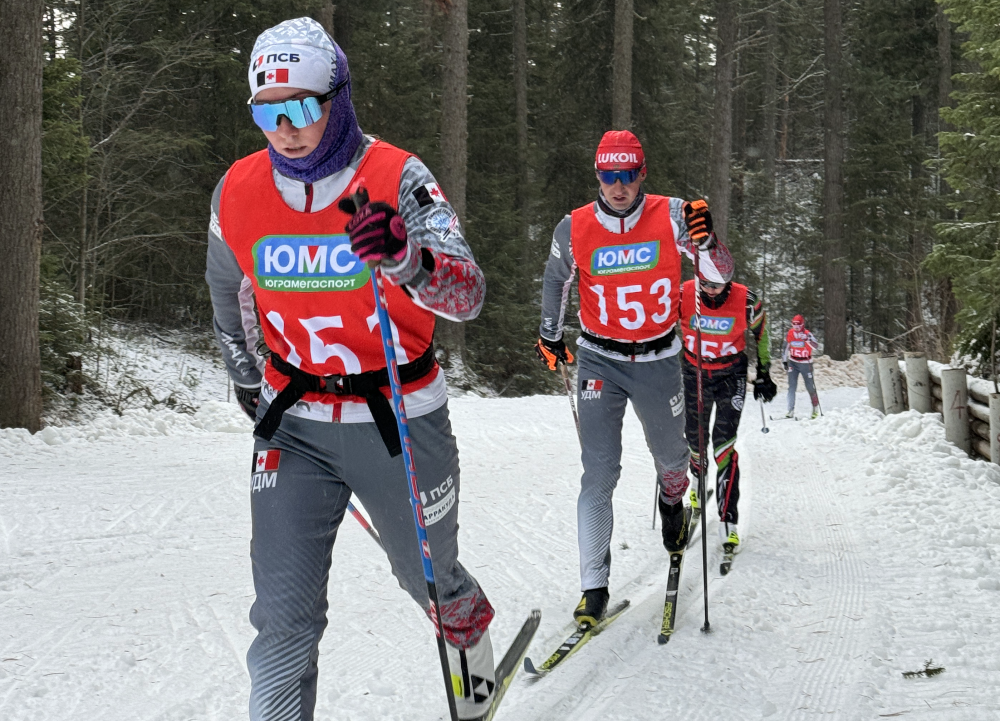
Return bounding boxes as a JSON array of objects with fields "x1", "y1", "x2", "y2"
[{"x1": 12, "y1": 0, "x2": 1000, "y2": 422}]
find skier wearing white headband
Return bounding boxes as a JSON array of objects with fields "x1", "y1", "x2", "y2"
[{"x1": 205, "y1": 17, "x2": 496, "y2": 720}]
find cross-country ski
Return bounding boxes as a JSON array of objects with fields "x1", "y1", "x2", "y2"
[{"x1": 522, "y1": 600, "x2": 630, "y2": 678}]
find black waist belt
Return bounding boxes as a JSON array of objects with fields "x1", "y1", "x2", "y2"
[
  {"x1": 254, "y1": 344, "x2": 436, "y2": 457},
  {"x1": 580, "y1": 329, "x2": 676, "y2": 357}
]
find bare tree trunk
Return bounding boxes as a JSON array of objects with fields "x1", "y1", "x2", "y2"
[
  {"x1": 612, "y1": 0, "x2": 633, "y2": 129},
  {"x1": 760, "y1": 7, "x2": 778, "y2": 196},
  {"x1": 77, "y1": 0, "x2": 88, "y2": 306},
  {"x1": 822, "y1": 0, "x2": 847, "y2": 359},
  {"x1": 937, "y1": 2, "x2": 952, "y2": 137},
  {"x1": 437, "y1": 0, "x2": 469, "y2": 368},
  {"x1": 709, "y1": 0, "x2": 737, "y2": 246},
  {"x1": 316, "y1": 3, "x2": 335, "y2": 38},
  {"x1": 316, "y1": 3, "x2": 351, "y2": 51},
  {"x1": 514, "y1": 0, "x2": 530, "y2": 259},
  {"x1": 936, "y1": 2, "x2": 958, "y2": 353},
  {"x1": 0, "y1": 0, "x2": 43, "y2": 430}
]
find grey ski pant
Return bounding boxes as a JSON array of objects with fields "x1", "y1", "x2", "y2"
[
  {"x1": 576, "y1": 348, "x2": 690, "y2": 591},
  {"x1": 246, "y1": 401, "x2": 491, "y2": 721},
  {"x1": 786, "y1": 360, "x2": 819, "y2": 412}
]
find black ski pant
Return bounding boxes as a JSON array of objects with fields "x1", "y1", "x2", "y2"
[{"x1": 682, "y1": 359, "x2": 745, "y2": 525}]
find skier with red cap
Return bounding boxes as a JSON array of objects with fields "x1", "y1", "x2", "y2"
[
  {"x1": 205, "y1": 18, "x2": 498, "y2": 720},
  {"x1": 782, "y1": 314, "x2": 821, "y2": 418},
  {"x1": 536, "y1": 129, "x2": 733, "y2": 625}
]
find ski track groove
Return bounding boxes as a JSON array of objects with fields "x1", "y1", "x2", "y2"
[{"x1": 781, "y1": 442, "x2": 870, "y2": 718}]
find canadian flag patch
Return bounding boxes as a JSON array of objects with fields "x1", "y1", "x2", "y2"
[
  {"x1": 253, "y1": 449, "x2": 281, "y2": 473},
  {"x1": 411, "y1": 182, "x2": 447, "y2": 207},
  {"x1": 256, "y1": 68, "x2": 289, "y2": 87},
  {"x1": 581, "y1": 379, "x2": 603, "y2": 400}
]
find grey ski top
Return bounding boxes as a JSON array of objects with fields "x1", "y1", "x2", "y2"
[
  {"x1": 206, "y1": 135, "x2": 484, "y2": 423},
  {"x1": 539, "y1": 193, "x2": 729, "y2": 362}
]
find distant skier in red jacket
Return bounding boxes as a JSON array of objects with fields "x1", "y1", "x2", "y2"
[{"x1": 781, "y1": 314, "x2": 820, "y2": 418}]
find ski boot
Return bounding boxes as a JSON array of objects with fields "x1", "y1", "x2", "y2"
[
  {"x1": 811, "y1": 405, "x2": 820, "y2": 419},
  {"x1": 573, "y1": 586, "x2": 609, "y2": 628},
  {"x1": 446, "y1": 628, "x2": 496, "y2": 719},
  {"x1": 688, "y1": 485, "x2": 700, "y2": 512},
  {"x1": 720, "y1": 522, "x2": 740, "y2": 549},
  {"x1": 720, "y1": 523, "x2": 739, "y2": 575},
  {"x1": 784, "y1": 409, "x2": 795, "y2": 419},
  {"x1": 658, "y1": 497, "x2": 691, "y2": 553}
]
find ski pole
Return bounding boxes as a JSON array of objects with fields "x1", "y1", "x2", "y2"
[
  {"x1": 759, "y1": 400, "x2": 769, "y2": 434},
  {"x1": 347, "y1": 501, "x2": 384, "y2": 549},
  {"x1": 693, "y1": 237, "x2": 711, "y2": 635},
  {"x1": 558, "y1": 361, "x2": 581, "y2": 446},
  {"x1": 361, "y1": 191, "x2": 459, "y2": 721}
]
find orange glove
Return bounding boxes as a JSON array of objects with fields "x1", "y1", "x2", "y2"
[
  {"x1": 683, "y1": 199, "x2": 714, "y2": 246},
  {"x1": 535, "y1": 337, "x2": 574, "y2": 371}
]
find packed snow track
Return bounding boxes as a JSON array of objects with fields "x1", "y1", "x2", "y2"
[{"x1": 2, "y1": 388, "x2": 999, "y2": 720}]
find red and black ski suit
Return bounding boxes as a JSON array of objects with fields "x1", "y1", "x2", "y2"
[{"x1": 679, "y1": 280, "x2": 770, "y2": 526}]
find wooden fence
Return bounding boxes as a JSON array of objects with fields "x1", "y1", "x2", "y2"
[{"x1": 862, "y1": 352, "x2": 1000, "y2": 463}]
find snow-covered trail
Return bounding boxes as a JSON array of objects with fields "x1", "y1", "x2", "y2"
[{"x1": 2, "y1": 389, "x2": 1000, "y2": 720}]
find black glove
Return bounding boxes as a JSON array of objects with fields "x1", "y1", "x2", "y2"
[
  {"x1": 753, "y1": 368, "x2": 777, "y2": 403},
  {"x1": 235, "y1": 384, "x2": 260, "y2": 421},
  {"x1": 338, "y1": 187, "x2": 409, "y2": 265},
  {"x1": 782, "y1": 361, "x2": 790, "y2": 372},
  {"x1": 535, "y1": 336, "x2": 575, "y2": 371}
]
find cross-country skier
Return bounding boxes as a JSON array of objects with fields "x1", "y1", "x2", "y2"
[
  {"x1": 535, "y1": 129, "x2": 733, "y2": 626},
  {"x1": 782, "y1": 314, "x2": 821, "y2": 418},
  {"x1": 679, "y1": 265, "x2": 777, "y2": 553},
  {"x1": 205, "y1": 18, "x2": 495, "y2": 720}
]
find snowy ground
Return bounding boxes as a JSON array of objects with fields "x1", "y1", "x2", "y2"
[{"x1": 3, "y1": 381, "x2": 1000, "y2": 719}]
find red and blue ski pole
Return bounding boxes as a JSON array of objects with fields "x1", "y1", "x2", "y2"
[{"x1": 356, "y1": 188, "x2": 460, "y2": 721}]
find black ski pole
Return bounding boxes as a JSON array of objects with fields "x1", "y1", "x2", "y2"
[
  {"x1": 759, "y1": 399, "x2": 769, "y2": 434},
  {"x1": 693, "y1": 239, "x2": 711, "y2": 635}
]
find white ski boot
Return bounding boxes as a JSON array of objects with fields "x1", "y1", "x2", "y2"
[{"x1": 446, "y1": 628, "x2": 496, "y2": 719}]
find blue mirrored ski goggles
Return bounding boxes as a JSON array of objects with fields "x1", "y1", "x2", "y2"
[
  {"x1": 596, "y1": 168, "x2": 642, "y2": 186},
  {"x1": 247, "y1": 77, "x2": 348, "y2": 131}
]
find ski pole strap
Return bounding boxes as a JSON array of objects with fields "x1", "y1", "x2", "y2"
[
  {"x1": 579, "y1": 328, "x2": 675, "y2": 357},
  {"x1": 253, "y1": 344, "x2": 436, "y2": 456}
]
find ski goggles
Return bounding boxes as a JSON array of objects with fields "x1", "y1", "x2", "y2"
[
  {"x1": 247, "y1": 77, "x2": 348, "y2": 131},
  {"x1": 596, "y1": 168, "x2": 642, "y2": 186},
  {"x1": 699, "y1": 280, "x2": 727, "y2": 291}
]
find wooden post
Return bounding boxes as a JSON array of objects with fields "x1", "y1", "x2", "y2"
[
  {"x1": 878, "y1": 355, "x2": 905, "y2": 414},
  {"x1": 941, "y1": 368, "x2": 971, "y2": 454},
  {"x1": 904, "y1": 351, "x2": 931, "y2": 413},
  {"x1": 990, "y1": 393, "x2": 1000, "y2": 464},
  {"x1": 863, "y1": 352, "x2": 884, "y2": 412}
]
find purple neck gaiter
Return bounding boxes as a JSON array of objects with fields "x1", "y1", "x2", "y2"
[{"x1": 268, "y1": 46, "x2": 363, "y2": 184}]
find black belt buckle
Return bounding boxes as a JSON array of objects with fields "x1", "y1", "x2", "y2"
[{"x1": 320, "y1": 374, "x2": 347, "y2": 395}]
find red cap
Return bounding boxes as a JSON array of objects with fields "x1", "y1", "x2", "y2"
[
  {"x1": 792, "y1": 314, "x2": 804, "y2": 325},
  {"x1": 595, "y1": 130, "x2": 645, "y2": 171}
]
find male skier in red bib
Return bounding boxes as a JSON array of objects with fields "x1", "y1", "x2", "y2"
[
  {"x1": 205, "y1": 18, "x2": 495, "y2": 720},
  {"x1": 679, "y1": 264, "x2": 776, "y2": 555},
  {"x1": 535, "y1": 130, "x2": 733, "y2": 625}
]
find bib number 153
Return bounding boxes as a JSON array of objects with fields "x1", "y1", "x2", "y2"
[{"x1": 589, "y1": 278, "x2": 671, "y2": 330}]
